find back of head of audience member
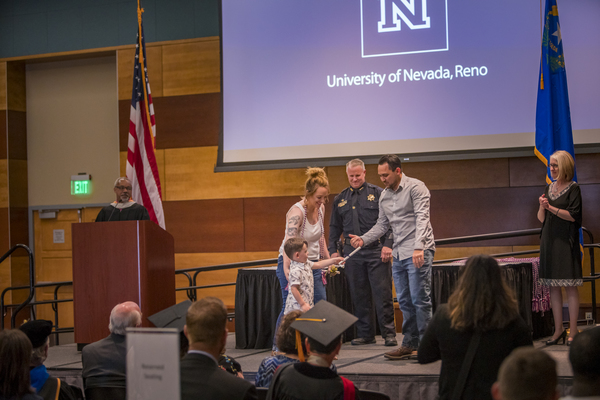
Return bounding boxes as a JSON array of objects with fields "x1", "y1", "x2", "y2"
[
  {"x1": 448, "y1": 254, "x2": 520, "y2": 331},
  {"x1": 184, "y1": 297, "x2": 228, "y2": 357},
  {"x1": 307, "y1": 334, "x2": 341, "y2": 356},
  {"x1": 304, "y1": 333, "x2": 342, "y2": 368},
  {"x1": 0, "y1": 329, "x2": 35, "y2": 399},
  {"x1": 492, "y1": 347, "x2": 558, "y2": 400},
  {"x1": 276, "y1": 310, "x2": 306, "y2": 355},
  {"x1": 19, "y1": 319, "x2": 53, "y2": 367},
  {"x1": 568, "y1": 326, "x2": 600, "y2": 397},
  {"x1": 108, "y1": 301, "x2": 142, "y2": 335}
]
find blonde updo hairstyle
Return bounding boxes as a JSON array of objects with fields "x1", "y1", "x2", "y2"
[
  {"x1": 550, "y1": 150, "x2": 575, "y2": 182},
  {"x1": 304, "y1": 167, "x2": 330, "y2": 200}
]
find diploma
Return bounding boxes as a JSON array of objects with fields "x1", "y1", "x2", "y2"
[{"x1": 343, "y1": 246, "x2": 361, "y2": 262}]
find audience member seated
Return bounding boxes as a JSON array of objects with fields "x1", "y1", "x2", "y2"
[
  {"x1": 256, "y1": 310, "x2": 305, "y2": 388},
  {"x1": 561, "y1": 326, "x2": 600, "y2": 400},
  {"x1": 256, "y1": 310, "x2": 339, "y2": 388},
  {"x1": 19, "y1": 320, "x2": 83, "y2": 400},
  {"x1": 219, "y1": 351, "x2": 244, "y2": 378},
  {"x1": 418, "y1": 254, "x2": 533, "y2": 400},
  {"x1": 81, "y1": 301, "x2": 142, "y2": 390},
  {"x1": 0, "y1": 329, "x2": 42, "y2": 400},
  {"x1": 266, "y1": 301, "x2": 360, "y2": 400},
  {"x1": 180, "y1": 297, "x2": 257, "y2": 400},
  {"x1": 492, "y1": 347, "x2": 558, "y2": 400}
]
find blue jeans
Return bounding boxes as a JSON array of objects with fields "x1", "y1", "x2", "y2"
[
  {"x1": 313, "y1": 268, "x2": 327, "y2": 305},
  {"x1": 392, "y1": 249, "x2": 434, "y2": 349},
  {"x1": 274, "y1": 256, "x2": 288, "y2": 349}
]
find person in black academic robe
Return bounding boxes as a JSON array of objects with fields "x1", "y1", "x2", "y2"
[
  {"x1": 267, "y1": 301, "x2": 361, "y2": 400},
  {"x1": 19, "y1": 320, "x2": 83, "y2": 400},
  {"x1": 95, "y1": 177, "x2": 150, "y2": 222}
]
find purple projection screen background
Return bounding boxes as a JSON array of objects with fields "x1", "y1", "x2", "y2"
[{"x1": 220, "y1": 0, "x2": 600, "y2": 167}]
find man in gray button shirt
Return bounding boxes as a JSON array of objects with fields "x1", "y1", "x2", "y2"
[{"x1": 350, "y1": 154, "x2": 435, "y2": 360}]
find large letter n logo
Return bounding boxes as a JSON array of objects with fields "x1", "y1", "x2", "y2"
[
  {"x1": 378, "y1": 0, "x2": 430, "y2": 32},
  {"x1": 360, "y1": 0, "x2": 448, "y2": 57}
]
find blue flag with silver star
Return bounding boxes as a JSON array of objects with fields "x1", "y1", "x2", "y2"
[
  {"x1": 534, "y1": 0, "x2": 583, "y2": 258},
  {"x1": 535, "y1": 0, "x2": 576, "y2": 182}
]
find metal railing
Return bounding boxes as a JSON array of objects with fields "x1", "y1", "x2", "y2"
[
  {"x1": 0, "y1": 245, "x2": 35, "y2": 329},
  {"x1": 0, "y1": 244, "x2": 75, "y2": 343},
  {"x1": 2, "y1": 227, "x2": 598, "y2": 334},
  {"x1": 433, "y1": 227, "x2": 599, "y2": 324},
  {"x1": 174, "y1": 258, "x2": 278, "y2": 302}
]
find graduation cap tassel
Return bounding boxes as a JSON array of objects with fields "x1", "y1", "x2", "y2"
[{"x1": 296, "y1": 330, "x2": 305, "y2": 362}]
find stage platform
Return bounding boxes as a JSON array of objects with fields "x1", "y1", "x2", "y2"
[{"x1": 45, "y1": 331, "x2": 584, "y2": 400}]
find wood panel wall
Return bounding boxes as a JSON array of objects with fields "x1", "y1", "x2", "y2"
[
  {"x1": 2, "y1": 36, "x2": 599, "y2": 329},
  {"x1": 0, "y1": 60, "x2": 30, "y2": 326},
  {"x1": 116, "y1": 37, "x2": 600, "y2": 308}
]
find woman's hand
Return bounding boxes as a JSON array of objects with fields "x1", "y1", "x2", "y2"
[{"x1": 539, "y1": 194, "x2": 549, "y2": 209}]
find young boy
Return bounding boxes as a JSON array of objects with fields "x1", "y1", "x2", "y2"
[{"x1": 283, "y1": 237, "x2": 344, "y2": 314}]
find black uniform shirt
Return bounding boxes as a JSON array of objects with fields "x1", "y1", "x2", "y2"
[{"x1": 328, "y1": 182, "x2": 393, "y2": 255}]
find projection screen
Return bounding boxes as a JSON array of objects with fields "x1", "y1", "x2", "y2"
[{"x1": 218, "y1": 0, "x2": 600, "y2": 170}]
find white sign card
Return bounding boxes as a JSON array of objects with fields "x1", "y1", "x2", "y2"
[
  {"x1": 53, "y1": 229, "x2": 65, "y2": 243},
  {"x1": 126, "y1": 327, "x2": 180, "y2": 400}
]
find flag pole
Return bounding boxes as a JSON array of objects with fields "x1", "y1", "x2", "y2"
[{"x1": 137, "y1": 0, "x2": 156, "y2": 148}]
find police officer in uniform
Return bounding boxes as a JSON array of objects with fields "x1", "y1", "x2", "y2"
[{"x1": 328, "y1": 159, "x2": 397, "y2": 346}]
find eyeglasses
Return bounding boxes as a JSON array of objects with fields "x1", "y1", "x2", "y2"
[
  {"x1": 116, "y1": 186, "x2": 132, "y2": 191},
  {"x1": 549, "y1": 163, "x2": 559, "y2": 169}
]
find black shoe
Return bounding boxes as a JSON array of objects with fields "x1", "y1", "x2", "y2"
[
  {"x1": 351, "y1": 337, "x2": 376, "y2": 345},
  {"x1": 384, "y1": 336, "x2": 398, "y2": 347},
  {"x1": 545, "y1": 329, "x2": 567, "y2": 346}
]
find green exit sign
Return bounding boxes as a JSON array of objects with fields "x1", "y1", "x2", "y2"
[{"x1": 71, "y1": 180, "x2": 91, "y2": 195}]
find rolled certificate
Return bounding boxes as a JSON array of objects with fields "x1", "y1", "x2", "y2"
[{"x1": 343, "y1": 246, "x2": 361, "y2": 262}]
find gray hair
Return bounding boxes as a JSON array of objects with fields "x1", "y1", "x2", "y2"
[
  {"x1": 109, "y1": 303, "x2": 142, "y2": 335},
  {"x1": 346, "y1": 159, "x2": 365, "y2": 171},
  {"x1": 114, "y1": 177, "x2": 131, "y2": 188},
  {"x1": 30, "y1": 338, "x2": 49, "y2": 366}
]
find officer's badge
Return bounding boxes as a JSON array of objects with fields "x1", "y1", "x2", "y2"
[
  {"x1": 367, "y1": 194, "x2": 375, "y2": 202},
  {"x1": 338, "y1": 199, "x2": 347, "y2": 207}
]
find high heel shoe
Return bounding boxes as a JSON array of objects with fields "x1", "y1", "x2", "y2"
[
  {"x1": 545, "y1": 329, "x2": 567, "y2": 346},
  {"x1": 567, "y1": 331, "x2": 578, "y2": 346},
  {"x1": 567, "y1": 337, "x2": 574, "y2": 346}
]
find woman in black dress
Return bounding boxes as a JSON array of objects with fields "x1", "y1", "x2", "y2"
[
  {"x1": 537, "y1": 150, "x2": 583, "y2": 346},
  {"x1": 418, "y1": 255, "x2": 532, "y2": 400}
]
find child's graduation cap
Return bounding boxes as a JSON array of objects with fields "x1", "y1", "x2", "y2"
[
  {"x1": 290, "y1": 300, "x2": 357, "y2": 361},
  {"x1": 147, "y1": 300, "x2": 192, "y2": 332}
]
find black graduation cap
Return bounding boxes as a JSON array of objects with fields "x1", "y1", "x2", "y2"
[
  {"x1": 19, "y1": 319, "x2": 53, "y2": 348},
  {"x1": 291, "y1": 300, "x2": 357, "y2": 348},
  {"x1": 147, "y1": 300, "x2": 192, "y2": 332}
]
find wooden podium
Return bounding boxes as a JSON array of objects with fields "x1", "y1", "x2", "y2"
[{"x1": 72, "y1": 220, "x2": 176, "y2": 344}]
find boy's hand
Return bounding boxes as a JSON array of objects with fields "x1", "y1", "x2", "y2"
[{"x1": 332, "y1": 257, "x2": 345, "y2": 265}]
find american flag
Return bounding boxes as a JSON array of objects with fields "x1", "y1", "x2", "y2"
[{"x1": 126, "y1": 6, "x2": 165, "y2": 229}]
